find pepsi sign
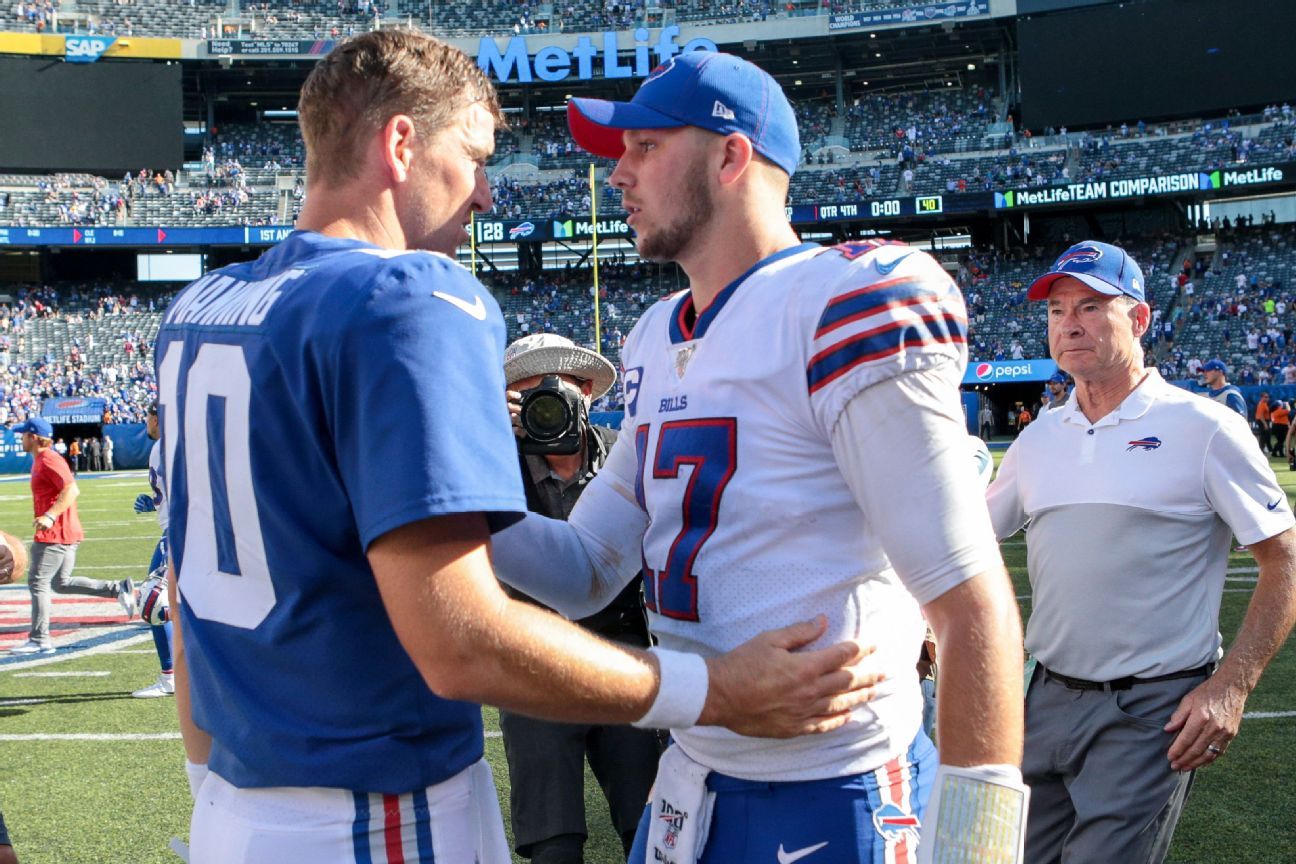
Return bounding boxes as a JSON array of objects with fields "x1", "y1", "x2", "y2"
[{"x1": 963, "y1": 359, "x2": 1059, "y2": 385}]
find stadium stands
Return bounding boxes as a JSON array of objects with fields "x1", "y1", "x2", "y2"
[
  {"x1": 2, "y1": 108, "x2": 1291, "y2": 227},
  {"x1": 5, "y1": 0, "x2": 938, "y2": 38},
  {"x1": 0, "y1": 283, "x2": 170, "y2": 425},
  {"x1": 1169, "y1": 223, "x2": 1296, "y2": 385}
]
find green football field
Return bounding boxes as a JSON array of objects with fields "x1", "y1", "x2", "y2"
[{"x1": 0, "y1": 462, "x2": 1293, "y2": 863}]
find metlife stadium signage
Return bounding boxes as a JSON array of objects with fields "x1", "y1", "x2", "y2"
[
  {"x1": 962, "y1": 359, "x2": 1059, "y2": 385},
  {"x1": 827, "y1": 1, "x2": 988, "y2": 31},
  {"x1": 994, "y1": 163, "x2": 1293, "y2": 209},
  {"x1": 477, "y1": 26, "x2": 716, "y2": 83}
]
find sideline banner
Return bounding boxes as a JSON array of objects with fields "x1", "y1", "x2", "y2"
[{"x1": 962, "y1": 359, "x2": 1059, "y2": 385}]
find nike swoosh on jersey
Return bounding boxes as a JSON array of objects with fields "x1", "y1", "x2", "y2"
[
  {"x1": 874, "y1": 251, "x2": 915, "y2": 276},
  {"x1": 431, "y1": 290, "x2": 487, "y2": 320},
  {"x1": 777, "y1": 841, "x2": 829, "y2": 864},
  {"x1": 1267, "y1": 498, "x2": 1282, "y2": 511}
]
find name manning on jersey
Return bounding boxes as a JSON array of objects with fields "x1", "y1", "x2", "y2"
[{"x1": 164, "y1": 270, "x2": 304, "y2": 328}]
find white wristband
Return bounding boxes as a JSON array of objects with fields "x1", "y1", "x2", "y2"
[
  {"x1": 633, "y1": 647, "x2": 709, "y2": 731},
  {"x1": 184, "y1": 759, "x2": 209, "y2": 801},
  {"x1": 918, "y1": 763, "x2": 1029, "y2": 864}
]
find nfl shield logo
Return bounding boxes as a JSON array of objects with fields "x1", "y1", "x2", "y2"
[{"x1": 674, "y1": 344, "x2": 696, "y2": 379}]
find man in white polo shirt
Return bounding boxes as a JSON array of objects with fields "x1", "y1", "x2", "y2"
[{"x1": 987, "y1": 240, "x2": 1296, "y2": 864}]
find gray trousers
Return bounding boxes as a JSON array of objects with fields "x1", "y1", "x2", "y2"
[
  {"x1": 27, "y1": 542, "x2": 119, "y2": 644},
  {"x1": 1024, "y1": 665, "x2": 1205, "y2": 864}
]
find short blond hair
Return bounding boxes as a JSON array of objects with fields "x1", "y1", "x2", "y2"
[{"x1": 297, "y1": 30, "x2": 504, "y2": 182}]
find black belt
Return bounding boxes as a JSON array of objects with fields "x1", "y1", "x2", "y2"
[{"x1": 1041, "y1": 663, "x2": 1214, "y2": 693}]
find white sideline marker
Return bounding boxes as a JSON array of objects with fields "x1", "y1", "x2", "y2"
[{"x1": 0, "y1": 731, "x2": 508, "y2": 741}]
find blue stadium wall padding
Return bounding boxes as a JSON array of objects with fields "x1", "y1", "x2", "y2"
[
  {"x1": 0, "y1": 427, "x2": 33, "y2": 475},
  {"x1": 962, "y1": 391, "x2": 980, "y2": 435},
  {"x1": 104, "y1": 424, "x2": 151, "y2": 470},
  {"x1": 0, "y1": 423, "x2": 148, "y2": 475},
  {"x1": 1171, "y1": 381, "x2": 1296, "y2": 418}
]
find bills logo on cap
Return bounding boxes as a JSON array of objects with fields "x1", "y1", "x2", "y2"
[
  {"x1": 975, "y1": 362, "x2": 994, "y2": 381},
  {"x1": 1055, "y1": 245, "x2": 1104, "y2": 270},
  {"x1": 646, "y1": 56, "x2": 681, "y2": 83},
  {"x1": 872, "y1": 802, "x2": 920, "y2": 843}
]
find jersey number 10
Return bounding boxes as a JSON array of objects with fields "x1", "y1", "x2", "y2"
[{"x1": 158, "y1": 343, "x2": 276, "y2": 630}]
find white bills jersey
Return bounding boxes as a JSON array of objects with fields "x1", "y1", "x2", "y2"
[
  {"x1": 588, "y1": 240, "x2": 973, "y2": 781},
  {"x1": 148, "y1": 440, "x2": 169, "y2": 533}
]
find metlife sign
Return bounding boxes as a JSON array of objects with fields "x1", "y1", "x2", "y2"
[
  {"x1": 477, "y1": 26, "x2": 716, "y2": 84},
  {"x1": 995, "y1": 162, "x2": 1292, "y2": 209}
]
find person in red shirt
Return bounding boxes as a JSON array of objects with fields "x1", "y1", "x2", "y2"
[{"x1": 9, "y1": 417, "x2": 136, "y2": 656}]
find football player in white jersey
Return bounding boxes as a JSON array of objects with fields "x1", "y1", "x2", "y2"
[
  {"x1": 493, "y1": 52, "x2": 1026, "y2": 864},
  {"x1": 130, "y1": 402, "x2": 174, "y2": 698}
]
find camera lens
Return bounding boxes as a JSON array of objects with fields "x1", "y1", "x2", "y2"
[{"x1": 522, "y1": 391, "x2": 572, "y2": 441}]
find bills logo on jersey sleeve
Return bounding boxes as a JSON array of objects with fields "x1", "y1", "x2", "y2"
[
  {"x1": 623, "y1": 366, "x2": 643, "y2": 416},
  {"x1": 806, "y1": 248, "x2": 967, "y2": 395}
]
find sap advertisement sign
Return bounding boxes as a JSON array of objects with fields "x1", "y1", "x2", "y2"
[
  {"x1": 963, "y1": 359, "x2": 1059, "y2": 385},
  {"x1": 64, "y1": 35, "x2": 116, "y2": 63},
  {"x1": 478, "y1": 26, "x2": 717, "y2": 83}
]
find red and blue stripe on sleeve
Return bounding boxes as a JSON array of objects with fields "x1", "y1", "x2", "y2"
[{"x1": 806, "y1": 274, "x2": 967, "y2": 395}]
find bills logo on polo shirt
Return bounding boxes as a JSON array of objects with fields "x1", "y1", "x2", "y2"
[
  {"x1": 1127, "y1": 436, "x2": 1162, "y2": 451},
  {"x1": 872, "y1": 801, "x2": 920, "y2": 843},
  {"x1": 1055, "y1": 245, "x2": 1104, "y2": 269}
]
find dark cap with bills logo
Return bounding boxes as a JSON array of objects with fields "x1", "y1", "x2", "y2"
[
  {"x1": 1027, "y1": 241, "x2": 1146, "y2": 303},
  {"x1": 567, "y1": 51, "x2": 800, "y2": 176}
]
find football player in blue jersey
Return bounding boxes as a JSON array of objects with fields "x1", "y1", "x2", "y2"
[
  {"x1": 492, "y1": 52, "x2": 1027, "y2": 864},
  {"x1": 130, "y1": 402, "x2": 174, "y2": 698},
  {"x1": 159, "y1": 32, "x2": 879, "y2": 864}
]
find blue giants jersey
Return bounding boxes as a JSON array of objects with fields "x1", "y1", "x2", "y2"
[{"x1": 156, "y1": 231, "x2": 526, "y2": 793}]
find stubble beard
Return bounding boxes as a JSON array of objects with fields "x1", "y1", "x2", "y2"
[{"x1": 634, "y1": 158, "x2": 714, "y2": 263}]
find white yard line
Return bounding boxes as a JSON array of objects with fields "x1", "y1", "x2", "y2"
[
  {"x1": 0, "y1": 732, "x2": 181, "y2": 740},
  {"x1": 0, "y1": 730, "x2": 507, "y2": 741},
  {"x1": 14, "y1": 671, "x2": 111, "y2": 678},
  {"x1": 0, "y1": 631, "x2": 151, "y2": 671}
]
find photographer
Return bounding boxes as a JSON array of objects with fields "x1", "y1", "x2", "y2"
[{"x1": 501, "y1": 334, "x2": 663, "y2": 864}]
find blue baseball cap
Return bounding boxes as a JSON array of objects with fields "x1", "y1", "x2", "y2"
[
  {"x1": 1047, "y1": 372, "x2": 1068, "y2": 384},
  {"x1": 1027, "y1": 241, "x2": 1146, "y2": 303},
  {"x1": 567, "y1": 51, "x2": 800, "y2": 176},
  {"x1": 14, "y1": 417, "x2": 53, "y2": 438},
  {"x1": 1202, "y1": 358, "x2": 1227, "y2": 373}
]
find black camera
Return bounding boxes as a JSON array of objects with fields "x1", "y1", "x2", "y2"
[{"x1": 518, "y1": 375, "x2": 585, "y2": 455}]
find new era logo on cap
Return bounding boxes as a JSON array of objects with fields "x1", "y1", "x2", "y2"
[{"x1": 566, "y1": 51, "x2": 801, "y2": 176}]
